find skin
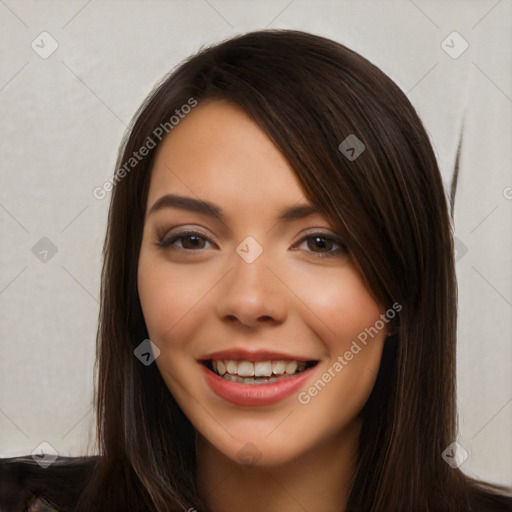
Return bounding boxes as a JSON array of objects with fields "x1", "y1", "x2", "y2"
[{"x1": 137, "y1": 100, "x2": 391, "y2": 512}]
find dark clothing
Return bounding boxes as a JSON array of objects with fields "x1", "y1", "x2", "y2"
[
  {"x1": 0, "y1": 456, "x2": 98, "y2": 512},
  {"x1": 1, "y1": 455, "x2": 512, "y2": 512}
]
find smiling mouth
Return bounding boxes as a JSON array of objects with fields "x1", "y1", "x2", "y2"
[{"x1": 201, "y1": 359, "x2": 319, "y2": 385}]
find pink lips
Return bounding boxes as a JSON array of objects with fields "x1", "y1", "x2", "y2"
[
  {"x1": 201, "y1": 364, "x2": 315, "y2": 406},
  {"x1": 201, "y1": 348, "x2": 311, "y2": 362},
  {"x1": 199, "y1": 347, "x2": 317, "y2": 407}
]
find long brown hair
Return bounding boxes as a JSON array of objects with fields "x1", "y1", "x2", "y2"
[{"x1": 3, "y1": 29, "x2": 509, "y2": 512}]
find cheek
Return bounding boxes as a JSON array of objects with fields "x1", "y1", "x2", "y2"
[
  {"x1": 294, "y1": 266, "x2": 386, "y2": 405},
  {"x1": 137, "y1": 250, "x2": 213, "y2": 343},
  {"x1": 137, "y1": 254, "x2": 207, "y2": 398},
  {"x1": 290, "y1": 274, "x2": 386, "y2": 443},
  {"x1": 294, "y1": 264, "x2": 385, "y2": 343}
]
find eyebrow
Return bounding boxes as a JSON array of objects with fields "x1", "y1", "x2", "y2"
[{"x1": 147, "y1": 193, "x2": 320, "y2": 222}]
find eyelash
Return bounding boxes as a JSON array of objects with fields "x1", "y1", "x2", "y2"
[{"x1": 155, "y1": 229, "x2": 347, "y2": 258}]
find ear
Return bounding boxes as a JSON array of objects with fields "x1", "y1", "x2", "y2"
[
  {"x1": 383, "y1": 301, "x2": 401, "y2": 338},
  {"x1": 385, "y1": 319, "x2": 399, "y2": 338}
]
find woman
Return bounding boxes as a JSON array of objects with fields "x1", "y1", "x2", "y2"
[{"x1": 1, "y1": 29, "x2": 510, "y2": 512}]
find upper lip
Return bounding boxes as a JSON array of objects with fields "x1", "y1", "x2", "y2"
[{"x1": 199, "y1": 348, "x2": 316, "y2": 362}]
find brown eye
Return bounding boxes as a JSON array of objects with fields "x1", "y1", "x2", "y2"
[
  {"x1": 295, "y1": 233, "x2": 347, "y2": 258},
  {"x1": 156, "y1": 230, "x2": 214, "y2": 251},
  {"x1": 180, "y1": 234, "x2": 207, "y2": 250},
  {"x1": 307, "y1": 236, "x2": 335, "y2": 252}
]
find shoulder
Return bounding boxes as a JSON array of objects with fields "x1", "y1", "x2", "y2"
[{"x1": 0, "y1": 455, "x2": 100, "y2": 512}]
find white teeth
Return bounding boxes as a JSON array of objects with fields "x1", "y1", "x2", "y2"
[
  {"x1": 285, "y1": 361, "x2": 298, "y2": 375},
  {"x1": 226, "y1": 360, "x2": 238, "y2": 374},
  {"x1": 272, "y1": 360, "x2": 287, "y2": 375},
  {"x1": 217, "y1": 360, "x2": 226, "y2": 375},
  {"x1": 238, "y1": 361, "x2": 254, "y2": 377},
  {"x1": 210, "y1": 359, "x2": 309, "y2": 380},
  {"x1": 254, "y1": 361, "x2": 273, "y2": 377}
]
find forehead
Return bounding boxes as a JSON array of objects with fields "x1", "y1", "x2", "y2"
[{"x1": 147, "y1": 100, "x2": 307, "y2": 213}]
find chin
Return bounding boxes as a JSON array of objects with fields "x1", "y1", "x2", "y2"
[{"x1": 203, "y1": 432, "x2": 310, "y2": 468}]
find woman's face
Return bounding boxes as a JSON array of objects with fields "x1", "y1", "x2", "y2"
[{"x1": 137, "y1": 99, "x2": 391, "y2": 466}]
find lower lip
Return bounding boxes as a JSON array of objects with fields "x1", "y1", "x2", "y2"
[{"x1": 201, "y1": 364, "x2": 315, "y2": 406}]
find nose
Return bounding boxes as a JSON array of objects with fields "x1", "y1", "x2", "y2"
[{"x1": 215, "y1": 251, "x2": 287, "y2": 328}]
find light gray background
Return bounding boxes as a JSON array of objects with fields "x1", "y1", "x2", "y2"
[{"x1": 1, "y1": 0, "x2": 511, "y2": 486}]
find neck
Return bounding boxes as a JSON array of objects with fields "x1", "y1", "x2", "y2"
[{"x1": 195, "y1": 419, "x2": 361, "y2": 512}]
